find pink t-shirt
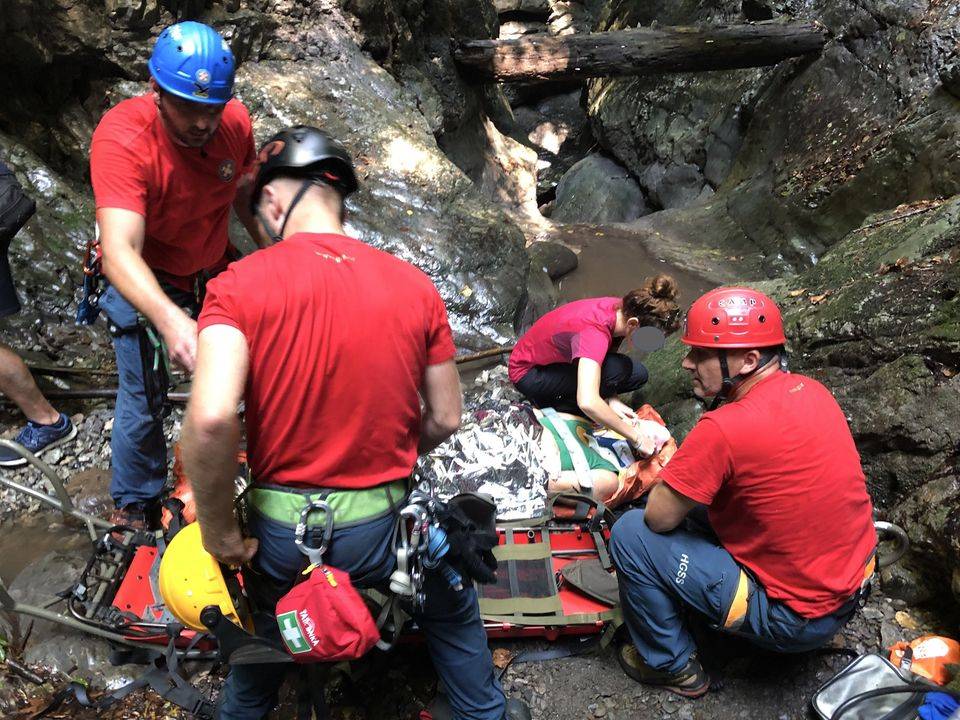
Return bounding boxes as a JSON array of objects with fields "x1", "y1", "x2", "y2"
[{"x1": 508, "y1": 297, "x2": 619, "y2": 384}]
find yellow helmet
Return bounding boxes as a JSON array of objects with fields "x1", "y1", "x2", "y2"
[{"x1": 158, "y1": 522, "x2": 251, "y2": 632}]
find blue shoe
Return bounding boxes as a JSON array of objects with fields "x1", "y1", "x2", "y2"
[{"x1": 0, "y1": 413, "x2": 77, "y2": 467}]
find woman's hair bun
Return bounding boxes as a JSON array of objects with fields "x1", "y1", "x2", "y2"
[{"x1": 648, "y1": 273, "x2": 679, "y2": 301}]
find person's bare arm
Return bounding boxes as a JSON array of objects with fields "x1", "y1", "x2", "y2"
[
  {"x1": 418, "y1": 359, "x2": 462, "y2": 454},
  {"x1": 644, "y1": 482, "x2": 698, "y2": 533},
  {"x1": 576, "y1": 358, "x2": 654, "y2": 456},
  {"x1": 182, "y1": 324, "x2": 257, "y2": 565},
  {"x1": 98, "y1": 207, "x2": 199, "y2": 371}
]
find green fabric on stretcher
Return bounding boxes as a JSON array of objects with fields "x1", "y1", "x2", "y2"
[{"x1": 537, "y1": 411, "x2": 628, "y2": 475}]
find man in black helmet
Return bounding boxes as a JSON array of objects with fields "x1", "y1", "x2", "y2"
[{"x1": 182, "y1": 126, "x2": 525, "y2": 720}]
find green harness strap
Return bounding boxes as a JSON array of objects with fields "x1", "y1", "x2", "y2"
[{"x1": 247, "y1": 478, "x2": 408, "y2": 529}]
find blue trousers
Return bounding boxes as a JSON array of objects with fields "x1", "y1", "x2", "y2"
[
  {"x1": 100, "y1": 284, "x2": 196, "y2": 508},
  {"x1": 609, "y1": 509, "x2": 858, "y2": 673},
  {"x1": 218, "y1": 511, "x2": 506, "y2": 720}
]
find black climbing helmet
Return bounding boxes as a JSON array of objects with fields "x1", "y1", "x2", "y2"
[{"x1": 250, "y1": 125, "x2": 358, "y2": 214}]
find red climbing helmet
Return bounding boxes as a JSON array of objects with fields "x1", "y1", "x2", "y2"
[{"x1": 681, "y1": 287, "x2": 786, "y2": 349}]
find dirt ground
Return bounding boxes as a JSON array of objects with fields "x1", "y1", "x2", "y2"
[{"x1": 1, "y1": 583, "x2": 945, "y2": 720}]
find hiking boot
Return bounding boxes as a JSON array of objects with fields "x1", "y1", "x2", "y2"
[
  {"x1": 0, "y1": 413, "x2": 77, "y2": 467},
  {"x1": 617, "y1": 643, "x2": 710, "y2": 698},
  {"x1": 109, "y1": 502, "x2": 150, "y2": 533},
  {"x1": 504, "y1": 698, "x2": 532, "y2": 720}
]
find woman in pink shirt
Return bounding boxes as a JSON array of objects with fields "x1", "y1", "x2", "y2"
[{"x1": 508, "y1": 274, "x2": 680, "y2": 450}]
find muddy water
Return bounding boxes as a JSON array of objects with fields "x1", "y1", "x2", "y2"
[
  {"x1": 550, "y1": 224, "x2": 712, "y2": 306},
  {"x1": 541, "y1": 223, "x2": 712, "y2": 363},
  {"x1": 0, "y1": 515, "x2": 85, "y2": 582}
]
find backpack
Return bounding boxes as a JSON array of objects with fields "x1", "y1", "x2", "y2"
[{"x1": 0, "y1": 161, "x2": 36, "y2": 243}]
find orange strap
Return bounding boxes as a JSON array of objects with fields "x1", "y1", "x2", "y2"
[
  {"x1": 723, "y1": 570, "x2": 752, "y2": 631},
  {"x1": 861, "y1": 553, "x2": 876, "y2": 591}
]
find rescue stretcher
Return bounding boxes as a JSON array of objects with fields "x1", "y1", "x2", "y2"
[{"x1": 0, "y1": 438, "x2": 911, "y2": 712}]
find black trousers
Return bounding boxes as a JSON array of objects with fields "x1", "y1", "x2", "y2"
[{"x1": 514, "y1": 353, "x2": 648, "y2": 415}]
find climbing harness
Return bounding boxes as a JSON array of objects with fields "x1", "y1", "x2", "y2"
[
  {"x1": 76, "y1": 230, "x2": 104, "y2": 326},
  {"x1": 389, "y1": 490, "x2": 468, "y2": 612}
]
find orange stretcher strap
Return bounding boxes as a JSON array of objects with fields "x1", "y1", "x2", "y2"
[
  {"x1": 723, "y1": 570, "x2": 752, "y2": 631},
  {"x1": 861, "y1": 553, "x2": 876, "y2": 591}
]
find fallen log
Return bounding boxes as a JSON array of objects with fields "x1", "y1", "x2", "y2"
[{"x1": 453, "y1": 21, "x2": 827, "y2": 83}]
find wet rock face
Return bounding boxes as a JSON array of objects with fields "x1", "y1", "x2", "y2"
[
  {"x1": 0, "y1": 133, "x2": 109, "y2": 362},
  {"x1": 0, "y1": 0, "x2": 530, "y2": 351},
  {"x1": 236, "y1": 33, "x2": 528, "y2": 347},
  {"x1": 552, "y1": 154, "x2": 649, "y2": 223},
  {"x1": 587, "y1": 1, "x2": 757, "y2": 211},
  {"x1": 0, "y1": 0, "x2": 273, "y2": 176},
  {"x1": 340, "y1": 0, "x2": 498, "y2": 138},
  {"x1": 588, "y1": 0, "x2": 960, "y2": 271}
]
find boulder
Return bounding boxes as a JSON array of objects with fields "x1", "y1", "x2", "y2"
[
  {"x1": 552, "y1": 154, "x2": 649, "y2": 223},
  {"x1": 495, "y1": 0, "x2": 550, "y2": 14},
  {"x1": 586, "y1": 0, "x2": 763, "y2": 211},
  {"x1": 516, "y1": 264, "x2": 558, "y2": 333},
  {"x1": 527, "y1": 241, "x2": 578, "y2": 280},
  {"x1": 513, "y1": 90, "x2": 594, "y2": 200},
  {"x1": 500, "y1": 19, "x2": 549, "y2": 39}
]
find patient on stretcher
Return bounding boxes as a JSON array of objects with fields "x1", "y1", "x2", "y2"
[{"x1": 537, "y1": 404, "x2": 676, "y2": 508}]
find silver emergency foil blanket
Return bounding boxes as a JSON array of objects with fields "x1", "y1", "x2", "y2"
[{"x1": 415, "y1": 367, "x2": 549, "y2": 520}]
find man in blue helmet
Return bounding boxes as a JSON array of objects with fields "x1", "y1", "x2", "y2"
[{"x1": 89, "y1": 21, "x2": 264, "y2": 527}]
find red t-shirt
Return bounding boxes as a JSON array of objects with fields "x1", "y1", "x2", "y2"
[
  {"x1": 660, "y1": 372, "x2": 876, "y2": 618},
  {"x1": 508, "y1": 297, "x2": 620, "y2": 384},
  {"x1": 198, "y1": 232, "x2": 457, "y2": 489},
  {"x1": 90, "y1": 94, "x2": 255, "y2": 285}
]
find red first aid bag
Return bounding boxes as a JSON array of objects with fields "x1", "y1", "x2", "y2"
[{"x1": 275, "y1": 564, "x2": 380, "y2": 663}]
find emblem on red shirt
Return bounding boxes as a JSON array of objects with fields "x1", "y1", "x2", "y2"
[{"x1": 219, "y1": 159, "x2": 236, "y2": 182}]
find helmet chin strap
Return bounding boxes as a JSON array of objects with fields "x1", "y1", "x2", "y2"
[
  {"x1": 706, "y1": 348, "x2": 781, "y2": 411},
  {"x1": 255, "y1": 178, "x2": 317, "y2": 243},
  {"x1": 707, "y1": 350, "x2": 737, "y2": 411}
]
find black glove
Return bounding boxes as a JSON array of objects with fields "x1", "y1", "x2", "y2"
[{"x1": 438, "y1": 502, "x2": 499, "y2": 585}]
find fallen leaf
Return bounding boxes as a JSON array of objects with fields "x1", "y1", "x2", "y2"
[
  {"x1": 492, "y1": 648, "x2": 513, "y2": 669},
  {"x1": 460, "y1": 286, "x2": 473, "y2": 298},
  {"x1": 942, "y1": 368, "x2": 957, "y2": 378},
  {"x1": 895, "y1": 610, "x2": 919, "y2": 630},
  {"x1": 809, "y1": 292, "x2": 830, "y2": 304},
  {"x1": 788, "y1": 288, "x2": 807, "y2": 297}
]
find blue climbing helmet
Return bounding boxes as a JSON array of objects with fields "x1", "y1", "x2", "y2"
[{"x1": 148, "y1": 21, "x2": 235, "y2": 105}]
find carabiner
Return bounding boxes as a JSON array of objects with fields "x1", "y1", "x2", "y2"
[{"x1": 294, "y1": 500, "x2": 335, "y2": 568}]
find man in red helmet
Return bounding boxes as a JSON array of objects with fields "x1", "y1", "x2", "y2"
[{"x1": 609, "y1": 287, "x2": 876, "y2": 697}]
